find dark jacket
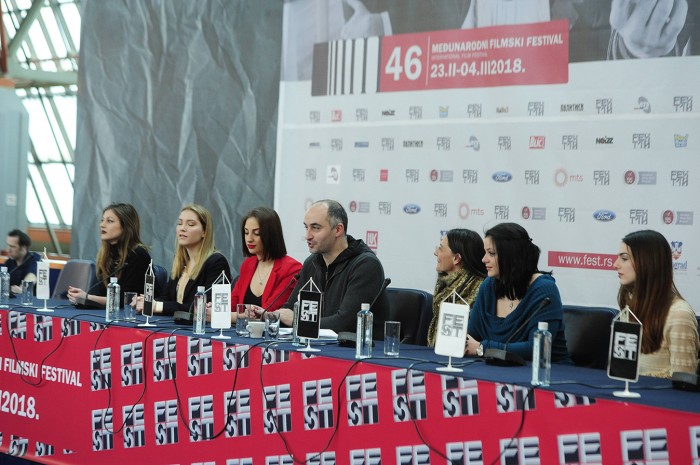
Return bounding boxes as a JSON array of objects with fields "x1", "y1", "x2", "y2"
[
  {"x1": 159, "y1": 252, "x2": 232, "y2": 316},
  {"x1": 284, "y1": 235, "x2": 389, "y2": 337}
]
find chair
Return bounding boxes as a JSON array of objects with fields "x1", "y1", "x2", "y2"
[
  {"x1": 52, "y1": 259, "x2": 97, "y2": 299},
  {"x1": 386, "y1": 288, "x2": 433, "y2": 345},
  {"x1": 563, "y1": 305, "x2": 619, "y2": 369},
  {"x1": 152, "y1": 264, "x2": 168, "y2": 298}
]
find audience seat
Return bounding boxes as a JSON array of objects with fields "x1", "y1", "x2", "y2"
[
  {"x1": 387, "y1": 288, "x2": 433, "y2": 345},
  {"x1": 51, "y1": 259, "x2": 97, "y2": 299},
  {"x1": 563, "y1": 305, "x2": 619, "y2": 369}
]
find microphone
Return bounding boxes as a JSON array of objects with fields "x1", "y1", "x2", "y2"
[
  {"x1": 483, "y1": 297, "x2": 551, "y2": 367},
  {"x1": 337, "y1": 277, "x2": 391, "y2": 348},
  {"x1": 67, "y1": 262, "x2": 129, "y2": 301},
  {"x1": 260, "y1": 273, "x2": 300, "y2": 320},
  {"x1": 370, "y1": 278, "x2": 391, "y2": 309}
]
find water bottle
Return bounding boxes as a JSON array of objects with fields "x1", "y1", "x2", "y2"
[
  {"x1": 355, "y1": 303, "x2": 373, "y2": 359},
  {"x1": 193, "y1": 286, "x2": 206, "y2": 335},
  {"x1": 0, "y1": 267, "x2": 10, "y2": 308},
  {"x1": 105, "y1": 277, "x2": 120, "y2": 322},
  {"x1": 531, "y1": 321, "x2": 552, "y2": 386}
]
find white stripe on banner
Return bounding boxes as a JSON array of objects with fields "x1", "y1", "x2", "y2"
[
  {"x1": 364, "y1": 36, "x2": 379, "y2": 94},
  {"x1": 353, "y1": 38, "x2": 365, "y2": 94}
]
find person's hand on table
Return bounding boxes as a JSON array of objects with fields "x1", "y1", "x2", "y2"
[{"x1": 67, "y1": 286, "x2": 87, "y2": 305}]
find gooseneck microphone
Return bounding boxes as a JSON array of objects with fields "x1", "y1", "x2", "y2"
[
  {"x1": 260, "y1": 273, "x2": 301, "y2": 320},
  {"x1": 370, "y1": 278, "x2": 391, "y2": 310},
  {"x1": 483, "y1": 297, "x2": 552, "y2": 367}
]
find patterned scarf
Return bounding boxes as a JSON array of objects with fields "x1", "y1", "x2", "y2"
[{"x1": 427, "y1": 268, "x2": 483, "y2": 347}]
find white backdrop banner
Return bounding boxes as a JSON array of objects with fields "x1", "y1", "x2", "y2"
[{"x1": 276, "y1": 0, "x2": 700, "y2": 312}]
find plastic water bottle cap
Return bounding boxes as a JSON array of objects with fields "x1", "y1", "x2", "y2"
[
  {"x1": 197, "y1": 286, "x2": 205, "y2": 292},
  {"x1": 1, "y1": 267, "x2": 7, "y2": 272},
  {"x1": 361, "y1": 303, "x2": 370, "y2": 310},
  {"x1": 110, "y1": 277, "x2": 118, "y2": 283},
  {"x1": 538, "y1": 321, "x2": 549, "y2": 331}
]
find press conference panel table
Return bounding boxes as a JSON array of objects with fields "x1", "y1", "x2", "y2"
[{"x1": 1, "y1": 301, "x2": 699, "y2": 465}]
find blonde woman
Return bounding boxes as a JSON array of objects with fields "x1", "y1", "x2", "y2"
[{"x1": 147, "y1": 204, "x2": 231, "y2": 318}]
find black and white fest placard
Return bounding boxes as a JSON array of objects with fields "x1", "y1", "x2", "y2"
[
  {"x1": 434, "y1": 295, "x2": 470, "y2": 358},
  {"x1": 608, "y1": 306, "x2": 642, "y2": 383}
]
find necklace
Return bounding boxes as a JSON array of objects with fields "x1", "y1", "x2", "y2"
[{"x1": 254, "y1": 261, "x2": 273, "y2": 286}]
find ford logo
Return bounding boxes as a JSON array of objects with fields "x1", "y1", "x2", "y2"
[
  {"x1": 492, "y1": 171, "x2": 512, "y2": 182},
  {"x1": 593, "y1": 210, "x2": 616, "y2": 222},
  {"x1": 403, "y1": 204, "x2": 421, "y2": 214}
]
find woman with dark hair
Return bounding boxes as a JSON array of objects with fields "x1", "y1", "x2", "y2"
[
  {"x1": 427, "y1": 229, "x2": 486, "y2": 347},
  {"x1": 615, "y1": 230, "x2": 699, "y2": 378},
  {"x1": 465, "y1": 223, "x2": 571, "y2": 363},
  {"x1": 229, "y1": 207, "x2": 301, "y2": 321},
  {"x1": 137, "y1": 204, "x2": 231, "y2": 318},
  {"x1": 68, "y1": 203, "x2": 151, "y2": 308}
]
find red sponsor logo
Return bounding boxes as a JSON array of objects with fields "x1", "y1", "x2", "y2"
[
  {"x1": 529, "y1": 136, "x2": 546, "y2": 149},
  {"x1": 548, "y1": 251, "x2": 616, "y2": 270},
  {"x1": 366, "y1": 231, "x2": 379, "y2": 250}
]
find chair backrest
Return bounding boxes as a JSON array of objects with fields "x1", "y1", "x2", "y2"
[
  {"x1": 386, "y1": 287, "x2": 433, "y2": 345},
  {"x1": 152, "y1": 264, "x2": 168, "y2": 298},
  {"x1": 52, "y1": 259, "x2": 97, "y2": 299},
  {"x1": 563, "y1": 305, "x2": 619, "y2": 369}
]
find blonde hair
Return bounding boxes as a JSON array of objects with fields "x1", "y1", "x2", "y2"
[{"x1": 170, "y1": 204, "x2": 217, "y2": 280}]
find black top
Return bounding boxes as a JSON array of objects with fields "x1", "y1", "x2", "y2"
[
  {"x1": 243, "y1": 286, "x2": 262, "y2": 306},
  {"x1": 83, "y1": 245, "x2": 151, "y2": 308},
  {"x1": 6, "y1": 251, "x2": 41, "y2": 292},
  {"x1": 159, "y1": 252, "x2": 232, "y2": 316}
]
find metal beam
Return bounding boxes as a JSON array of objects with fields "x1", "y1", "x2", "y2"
[
  {"x1": 7, "y1": 0, "x2": 43, "y2": 56},
  {"x1": 6, "y1": 62, "x2": 77, "y2": 86}
]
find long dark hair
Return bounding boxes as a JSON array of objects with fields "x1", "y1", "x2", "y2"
[
  {"x1": 485, "y1": 223, "x2": 547, "y2": 300},
  {"x1": 445, "y1": 229, "x2": 486, "y2": 278},
  {"x1": 240, "y1": 206, "x2": 288, "y2": 261},
  {"x1": 96, "y1": 203, "x2": 145, "y2": 285},
  {"x1": 617, "y1": 230, "x2": 680, "y2": 353}
]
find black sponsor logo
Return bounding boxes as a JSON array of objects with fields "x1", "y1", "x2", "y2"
[
  {"x1": 500, "y1": 437, "x2": 540, "y2": 464},
  {"x1": 392, "y1": 370, "x2": 426, "y2": 422},
  {"x1": 91, "y1": 348, "x2": 112, "y2": 391},
  {"x1": 9, "y1": 312, "x2": 27, "y2": 339},
  {"x1": 397, "y1": 445, "x2": 430, "y2": 465},
  {"x1": 263, "y1": 384, "x2": 292, "y2": 434},
  {"x1": 304, "y1": 379, "x2": 334, "y2": 430},
  {"x1": 91, "y1": 409, "x2": 114, "y2": 451},
  {"x1": 442, "y1": 376, "x2": 479, "y2": 418},
  {"x1": 558, "y1": 433, "x2": 602, "y2": 464},
  {"x1": 187, "y1": 337, "x2": 213, "y2": 377},
  {"x1": 153, "y1": 336, "x2": 177, "y2": 382},
  {"x1": 123, "y1": 404, "x2": 146, "y2": 448},
  {"x1": 347, "y1": 374, "x2": 379, "y2": 426},
  {"x1": 223, "y1": 344, "x2": 249, "y2": 371},
  {"x1": 188, "y1": 396, "x2": 214, "y2": 442},
  {"x1": 121, "y1": 343, "x2": 144, "y2": 387},
  {"x1": 496, "y1": 384, "x2": 534, "y2": 413},
  {"x1": 33, "y1": 315, "x2": 53, "y2": 342},
  {"x1": 621, "y1": 429, "x2": 668, "y2": 463},
  {"x1": 155, "y1": 400, "x2": 179, "y2": 445},
  {"x1": 350, "y1": 449, "x2": 382, "y2": 465},
  {"x1": 225, "y1": 389, "x2": 252, "y2": 438}
]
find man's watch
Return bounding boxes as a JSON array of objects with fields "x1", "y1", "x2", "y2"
[{"x1": 476, "y1": 343, "x2": 484, "y2": 357}]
